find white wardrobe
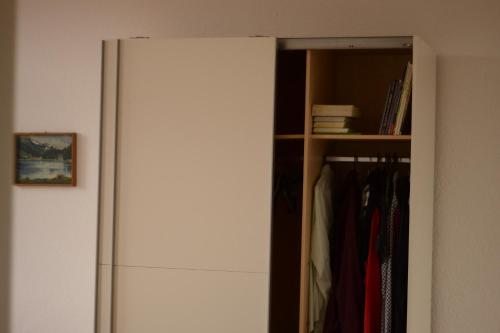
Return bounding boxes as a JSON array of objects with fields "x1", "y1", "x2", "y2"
[{"x1": 96, "y1": 36, "x2": 436, "y2": 333}]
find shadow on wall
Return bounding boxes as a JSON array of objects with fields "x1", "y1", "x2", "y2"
[{"x1": 0, "y1": 0, "x2": 14, "y2": 331}]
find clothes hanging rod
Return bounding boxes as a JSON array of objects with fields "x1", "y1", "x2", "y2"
[{"x1": 325, "y1": 156, "x2": 411, "y2": 163}]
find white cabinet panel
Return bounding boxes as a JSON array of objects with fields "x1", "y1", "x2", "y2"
[
  {"x1": 408, "y1": 36, "x2": 437, "y2": 333},
  {"x1": 98, "y1": 40, "x2": 118, "y2": 266},
  {"x1": 114, "y1": 266, "x2": 269, "y2": 333},
  {"x1": 96, "y1": 264, "x2": 112, "y2": 333},
  {"x1": 114, "y1": 38, "x2": 276, "y2": 273}
]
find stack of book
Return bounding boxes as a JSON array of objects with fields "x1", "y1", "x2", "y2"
[
  {"x1": 312, "y1": 105, "x2": 360, "y2": 134},
  {"x1": 379, "y1": 62, "x2": 413, "y2": 135}
]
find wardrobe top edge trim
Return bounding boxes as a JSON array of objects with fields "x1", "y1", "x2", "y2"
[
  {"x1": 278, "y1": 36, "x2": 413, "y2": 50},
  {"x1": 105, "y1": 36, "x2": 414, "y2": 50}
]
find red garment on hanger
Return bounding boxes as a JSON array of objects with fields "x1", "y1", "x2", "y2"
[{"x1": 363, "y1": 208, "x2": 382, "y2": 333}]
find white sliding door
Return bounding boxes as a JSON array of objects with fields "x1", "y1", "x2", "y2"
[{"x1": 99, "y1": 37, "x2": 277, "y2": 333}]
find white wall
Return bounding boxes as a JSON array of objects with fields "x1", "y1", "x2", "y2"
[{"x1": 13, "y1": 0, "x2": 500, "y2": 332}]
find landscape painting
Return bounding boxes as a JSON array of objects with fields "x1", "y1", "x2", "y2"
[{"x1": 15, "y1": 133, "x2": 77, "y2": 186}]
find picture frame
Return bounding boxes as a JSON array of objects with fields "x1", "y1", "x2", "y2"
[{"x1": 14, "y1": 132, "x2": 77, "y2": 186}]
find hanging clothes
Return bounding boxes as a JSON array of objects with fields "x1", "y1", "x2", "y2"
[
  {"x1": 392, "y1": 176, "x2": 410, "y2": 333},
  {"x1": 309, "y1": 165, "x2": 334, "y2": 333},
  {"x1": 381, "y1": 171, "x2": 399, "y2": 333},
  {"x1": 323, "y1": 170, "x2": 363, "y2": 333},
  {"x1": 315, "y1": 161, "x2": 410, "y2": 333},
  {"x1": 360, "y1": 167, "x2": 386, "y2": 333},
  {"x1": 358, "y1": 168, "x2": 386, "y2": 278},
  {"x1": 358, "y1": 184, "x2": 372, "y2": 280},
  {"x1": 363, "y1": 208, "x2": 382, "y2": 333}
]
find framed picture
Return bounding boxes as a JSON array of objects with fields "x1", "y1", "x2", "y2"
[{"x1": 14, "y1": 133, "x2": 77, "y2": 186}]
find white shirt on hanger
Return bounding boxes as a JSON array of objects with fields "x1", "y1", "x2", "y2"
[{"x1": 309, "y1": 164, "x2": 334, "y2": 333}]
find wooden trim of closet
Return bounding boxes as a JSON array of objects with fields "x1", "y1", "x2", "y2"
[
  {"x1": 298, "y1": 50, "x2": 311, "y2": 333},
  {"x1": 299, "y1": 49, "x2": 346, "y2": 333},
  {"x1": 299, "y1": 50, "x2": 333, "y2": 333}
]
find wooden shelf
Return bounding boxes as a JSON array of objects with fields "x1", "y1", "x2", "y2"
[
  {"x1": 310, "y1": 134, "x2": 411, "y2": 141},
  {"x1": 274, "y1": 134, "x2": 305, "y2": 140}
]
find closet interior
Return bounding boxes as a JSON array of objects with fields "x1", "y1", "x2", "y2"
[{"x1": 269, "y1": 46, "x2": 413, "y2": 333}]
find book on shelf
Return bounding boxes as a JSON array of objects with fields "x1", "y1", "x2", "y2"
[
  {"x1": 312, "y1": 127, "x2": 356, "y2": 134},
  {"x1": 379, "y1": 81, "x2": 396, "y2": 134},
  {"x1": 313, "y1": 119, "x2": 352, "y2": 128},
  {"x1": 387, "y1": 80, "x2": 403, "y2": 134},
  {"x1": 394, "y1": 62, "x2": 413, "y2": 135},
  {"x1": 378, "y1": 62, "x2": 413, "y2": 135},
  {"x1": 313, "y1": 116, "x2": 352, "y2": 122},
  {"x1": 312, "y1": 105, "x2": 360, "y2": 118}
]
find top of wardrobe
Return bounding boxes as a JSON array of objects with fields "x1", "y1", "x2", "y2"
[
  {"x1": 118, "y1": 36, "x2": 414, "y2": 51},
  {"x1": 277, "y1": 36, "x2": 413, "y2": 50}
]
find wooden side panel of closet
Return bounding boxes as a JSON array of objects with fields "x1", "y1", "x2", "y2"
[
  {"x1": 407, "y1": 36, "x2": 436, "y2": 333},
  {"x1": 298, "y1": 50, "x2": 332, "y2": 333}
]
